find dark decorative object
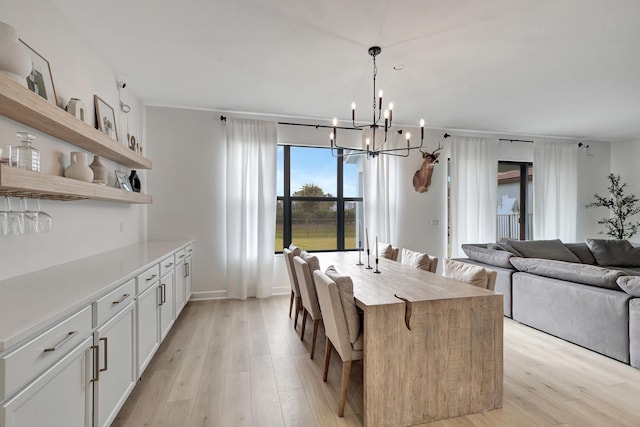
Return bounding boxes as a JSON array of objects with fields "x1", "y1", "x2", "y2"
[
  {"x1": 585, "y1": 173, "x2": 640, "y2": 239},
  {"x1": 129, "y1": 170, "x2": 141, "y2": 193}
]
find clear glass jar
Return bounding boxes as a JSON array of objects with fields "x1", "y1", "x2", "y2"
[{"x1": 14, "y1": 132, "x2": 40, "y2": 172}]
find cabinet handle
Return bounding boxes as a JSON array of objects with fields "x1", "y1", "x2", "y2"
[
  {"x1": 145, "y1": 274, "x2": 157, "y2": 282},
  {"x1": 44, "y1": 331, "x2": 78, "y2": 352},
  {"x1": 112, "y1": 293, "x2": 130, "y2": 305},
  {"x1": 161, "y1": 283, "x2": 166, "y2": 304},
  {"x1": 165, "y1": 262, "x2": 174, "y2": 268},
  {"x1": 188, "y1": 248, "x2": 192, "y2": 253},
  {"x1": 178, "y1": 254, "x2": 185, "y2": 259},
  {"x1": 100, "y1": 337, "x2": 108, "y2": 372},
  {"x1": 184, "y1": 263, "x2": 189, "y2": 278},
  {"x1": 157, "y1": 285, "x2": 162, "y2": 306},
  {"x1": 90, "y1": 344, "x2": 100, "y2": 382}
]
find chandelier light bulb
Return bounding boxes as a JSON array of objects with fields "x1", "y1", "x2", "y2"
[
  {"x1": 389, "y1": 102, "x2": 394, "y2": 111},
  {"x1": 330, "y1": 132, "x2": 334, "y2": 140},
  {"x1": 406, "y1": 132, "x2": 411, "y2": 140},
  {"x1": 366, "y1": 138, "x2": 370, "y2": 147},
  {"x1": 420, "y1": 118, "x2": 425, "y2": 139},
  {"x1": 378, "y1": 90, "x2": 383, "y2": 98},
  {"x1": 351, "y1": 102, "x2": 356, "y2": 110},
  {"x1": 332, "y1": 118, "x2": 338, "y2": 127},
  {"x1": 384, "y1": 109, "x2": 389, "y2": 119}
]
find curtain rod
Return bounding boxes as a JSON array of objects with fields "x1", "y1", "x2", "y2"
[{"x1": 498, "y1": 138, "x2": 534, "y2": 143}]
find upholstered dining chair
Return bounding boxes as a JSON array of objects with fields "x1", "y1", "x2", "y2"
[
  {"x1": 377, "y1": 242, "x2": 399, "y2": 261},
  {"x1": 313, "y1": 267, "x2": 363, "y2": 417},
  {"x1": 293, "y1": 253, "x2": 323, "y2": 359},
  {"x1": 443, "y1": 258, "x2": 497, "y2": 290},
  {"x1": 401, "y1": 248, "x2": 439, "y2": 273},
  {"x1": 283, "y1": 245, "x2": 303, "y2": 328}
]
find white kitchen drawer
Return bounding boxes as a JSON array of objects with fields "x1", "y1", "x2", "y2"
[
  {"x1": 175, "y1": 249, "x2": 187, "y2": 264},
  {"x1": 159, "y1": 255, "x2": 175, "y2": 277},
  {"x1": 186, "y1": 244, "x2": 193, "y2": 256},
  {"x1": 137, "y1": 264, "x2": 160, "y2": 295},
  {"x1": 0, "y1": 305, "x2": 92, "y2": 402},
  {"x1": 95, "y1": 279, "x2": 135, "y2": 327}
]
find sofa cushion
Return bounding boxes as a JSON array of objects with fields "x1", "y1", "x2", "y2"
[
  {"x1": 325, "y1": 265, "x2": 360, "y2": 344},
  {"x1": 617, "y1": 276, "x2": 640, "y2": 297},
  {"x1": 565, "y1": 243, "x2": 597, "y2": 265},
  {"x1": 586, "y1": 239, "x2": 640, "y2": 267},
  {"x1": 461, "y1": 244, "x2": 515, "y2": 269},
  {"x1": 487, "y1": 242, "x2": 522, "y2": 256},
  {"x1": 510, "y1": 257, "x2": 623, "y2": 290},
  {"x1": 506, "y1": 239, "x2": 581, "y2": 263}
]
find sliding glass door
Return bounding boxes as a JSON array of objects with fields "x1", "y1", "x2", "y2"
[{"x1": 497, "y1": 162, "x2": 533, "y2": 240}]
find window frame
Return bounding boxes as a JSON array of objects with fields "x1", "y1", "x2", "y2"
[{"x1": 277, "y1": 144, "x2": 363, "y2": 253}]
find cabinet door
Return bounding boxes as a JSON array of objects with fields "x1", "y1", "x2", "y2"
[
  {"x1": 137, "y1": 283, "x2": 160, "y2": 376},
  {"x1": 185, "y1": 256, "x2": 192, "y2": 302},
  {"x1": 159, "y1": 271, "x2": 175, "y2": 341},
  {"x1": 174, "y1": 262, "x2": 186, "y2": 317},
  {"x1": 95, "y1": 302, "x2": 136, "y2": 427},
  {"x1": 0, "y1": 337, "x2": 93, "y2": 427}
]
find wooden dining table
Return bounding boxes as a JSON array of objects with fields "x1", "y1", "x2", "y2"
[{"x1": 315, "y1": 252, "x2": 503, "y2": 427}]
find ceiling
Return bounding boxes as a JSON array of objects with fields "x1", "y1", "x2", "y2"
[{"x1": 51, "y1": 0, "x2": 640, "y2": 142}]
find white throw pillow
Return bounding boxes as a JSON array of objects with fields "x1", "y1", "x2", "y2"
[{"x1": 443, "y1": 259, "x2": 489, "y2": 289}]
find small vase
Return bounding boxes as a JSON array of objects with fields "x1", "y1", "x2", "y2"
[
  {"x1": 64, "y1": 152, "x2": 93, "y2": 182},
  {"x1": 0, "y1": 22, "x2": 32, "y2": 86},
  {"x1": 129, "y1": 170, "x2": 141, "y2": 193},
  {"x1": 89, "y1": 155, "x2": 106, "y2": 185},
  {"x1": 66, "y1": 98, "x2": 87, "y2": 122}
]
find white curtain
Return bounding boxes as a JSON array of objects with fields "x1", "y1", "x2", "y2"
[
  {"x1": 225, "y1": 118, "x2": 277, "y2": 299},
  {"x1": 450, "y1": 136, "x2": 497, "y2": 258},
  {"x1": 533, "y1": 141, "x2": 577, "y2": 242},
  {"x1": 362, "y1": 128, "x2": 399, "y2": 247}
]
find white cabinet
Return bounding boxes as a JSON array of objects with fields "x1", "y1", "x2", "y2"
[
  {"x1": 159, "y1": 271, "x2": 175, "y2": 341},
  {"x1": 94, "y1": 302, "x2": 136, "y2": 427},
  {"x1": 0, "y1": 336, "x2": 93, "y2": 427},
  {"x1": 136, "y1": 282, "x2": 160, "y2": 376},
  {"x1": 174, "y1": 262, "x2": 186, "y2": 318},
  {"x1": 184, "y1": 256, "x2": 192, "y2": 302}
]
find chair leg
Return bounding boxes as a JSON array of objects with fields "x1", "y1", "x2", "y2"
[
  {"x1": 288, "y1": 290, "x2": 294, "y2": 318},
  {"x1": 310, "y1": 319, "x2": 320, "y2": 359},
  {"x1": 293, "y1": 296, "x2": 301, "y2": 329},
  {"x1": 300, "y1": 310, "x2": 308, "y2": 340},
  {"x1": 338, "y1": 360, "x2": 352, "y2": 417},
  {"x1": 323, "y1": 337, "x2": 332, "y2": 382}
]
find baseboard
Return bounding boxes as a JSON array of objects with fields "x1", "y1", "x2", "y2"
[
  {"x1": 190, "y1": 287, "x2": 290, "y2": 301},
  {"x1": 190, "y1": 290, "x2": 228, "y2": 300}
]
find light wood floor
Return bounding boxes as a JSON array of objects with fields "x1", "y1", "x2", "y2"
[{"x1": 113, "y1": 296, "x2": 640, "y2": 427}]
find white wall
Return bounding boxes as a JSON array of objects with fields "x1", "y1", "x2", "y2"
[
  {"x1": 610, "y1": 139, "x2": 640, "y2": 241},
  {"x1": 0, "y1": 0, "x2": 147, "y2": 281},
  {"x1": 145, "y1": 106, "x2": 614, "y2": 296}
]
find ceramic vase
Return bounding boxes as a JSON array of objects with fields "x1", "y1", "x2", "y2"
[
  {"x1": 129, "y1": 170, "x2": 141, "y2": 192},
  {"x1": 66, "y1": 98, "x2": 87, "y2": 122},
  {"x1": 0, "y1": 22, "x2": 32, "y2": 86},
  {"x1": 89, "y1": 155, "x2": 106, "y2": 185},
  {"x1": 64, "y1": 152, "x2": 93, "y2": 182}
]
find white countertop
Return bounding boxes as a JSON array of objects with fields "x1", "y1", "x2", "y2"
[{"x1": 0, "y1": 240, "x2": 192, "y2": 352}]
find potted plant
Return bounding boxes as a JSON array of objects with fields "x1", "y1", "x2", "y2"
[{"x1": 585, "y1": 173, "x2": 640, "y2": 239}]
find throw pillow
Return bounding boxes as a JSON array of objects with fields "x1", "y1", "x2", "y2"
[
  {"x1": 302, "y1": 252, "x2": 321, "y2": 273},
  {"x1": 488, "y1": 242, "x2": 522, "y2": 256},
  {"x1": 506, "y1": 239, "x2": 580, "y2": 263},
  {"x1": 585, "y1": 239, "x2": 640, "y2": 267},
  {"x1": 377, "y1": 242, "x2": 394, "y2": 260},
  {"x1": 401, "y1": 248, "x2": 432, "y2": 271},
  {"x1": 443, "y1": 259, "x2": 489, "y2": 289},
  {"x1": 510, "y1": 257, "x2": 623, "y2": 290},
  {"x1": 288, "y1": 244, "x2": 302, "y2": 257},
  {"x1": 461, "y1": 244, "x2": 515, "y2": 269},
  {"x1": 617, "y1": 276, "x2": 640, "y2": 297},
  {"x1": 325, "y1": 265, "x2": 360, "y2": 344}
]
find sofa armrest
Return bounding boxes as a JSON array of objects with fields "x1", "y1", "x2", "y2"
[{"x1": 461, "y1": 244, "x2": 515, "y2": 269}]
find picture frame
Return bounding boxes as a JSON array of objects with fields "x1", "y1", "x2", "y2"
[
  {"x1": 20, "y1": 39, "x2": 58, "y2": 106},
  {"x1": 94, "y1": 95, "x2": 118, "y2": 142},
  {"x1": 115, "y1": 171, "x2": 132, "y2": 191}
]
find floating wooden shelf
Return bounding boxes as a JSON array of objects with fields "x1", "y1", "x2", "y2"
[
  {"x1": 0, "y1": 165, "x2": 152, "y2": 204},
  {"x1": 0, "y1": 73, "x2": 151, "y2": 170}
]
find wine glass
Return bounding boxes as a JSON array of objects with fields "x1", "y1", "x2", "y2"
[
  {"x1": 36, "y1": 197, "x2": 52, "y2": 233},
  {"x1": 0, "y1": 197, "x2": 9, "y2": 236},
  {"x1": 7, "y1": 197, "x2": 24, "y2": 235},
  {"x1": 21, "y1": 197, "x2": 39, "y2": 234}
]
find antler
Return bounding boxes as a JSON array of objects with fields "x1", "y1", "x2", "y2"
[{"x1": 432, "y1": 142, "x2": 443, "y2": 154}]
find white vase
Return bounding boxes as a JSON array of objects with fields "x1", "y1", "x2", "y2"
[
  {"x1": 0, "y1": 22, "x2": 32, "y2": 86},
  {"x1": 66, "y1": 98, "x2": 87, "y2": 122},
  {"x1": 64, "y1": 152, "x2": 94, "y2": 182}
]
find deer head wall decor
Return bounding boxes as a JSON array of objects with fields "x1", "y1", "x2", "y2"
[{"x1": 412, "y1": 143, "x2": 443, "y2": 193}]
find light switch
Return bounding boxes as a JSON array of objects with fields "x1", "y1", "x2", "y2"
[{"x1": 431, "y1": 219, "x2": 440, "y2": 226}]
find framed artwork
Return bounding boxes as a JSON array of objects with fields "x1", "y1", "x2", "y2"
[
  {"x1": 115, "y1": 171, "x2": 132, "y2": 191},
  {"x1": 20, "y1": 40, "x2": 58, "y2": 106},
  {"x1": 94, "y1": 95, "x2": 118, "y2": 142}
]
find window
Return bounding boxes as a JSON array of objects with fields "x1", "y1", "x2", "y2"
[
  {"x1": 276, "y1": 145, "x2": 363, "y2": 252},
  {"x1": 497, "y1": 161, "x2": 533, "y2": 240}
]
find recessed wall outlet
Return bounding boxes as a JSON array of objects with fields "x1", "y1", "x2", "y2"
[{"x1": 431, "y1": 219, "x2": 440, "y2": 226}]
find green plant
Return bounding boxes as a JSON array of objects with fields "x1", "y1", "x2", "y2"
[{"x1": 585, "y1": 173, "x2": 640, "y2": 239}]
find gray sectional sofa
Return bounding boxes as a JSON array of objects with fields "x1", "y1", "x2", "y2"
[{"x1": 456, "y1": 238, "x2": 640, "y2": 368}]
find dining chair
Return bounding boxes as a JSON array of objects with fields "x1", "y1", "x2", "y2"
[
  {"x1": 443, "y1": 258, "x2": 497, "y2": 290},
  {"x1": 313, "y1": 267, "x2": 363, "y2": 417},
  {"x1": 377, "y1": 242, "x2": 399, "y2": 261},
  {"x1": 293, "y1": 253, "x2": 323, "y2": 359},
  {"x1": 400, "y1": 248, "x2": 439, "y2": 273},
  {"x1": 283, "y1": 245, "x2": 303, "y2": 328}
]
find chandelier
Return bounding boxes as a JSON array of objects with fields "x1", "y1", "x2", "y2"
[{"x1": 330, "y1": 46, "x2": 425, "y2": 158}]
